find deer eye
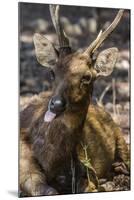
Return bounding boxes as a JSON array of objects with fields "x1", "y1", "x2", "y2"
[
  {"x1": 81, "y1": 74, "x2": 92, "y2": 85},
  {"x1": 50, "y1": 70, "x2": 55, "y2": 81}
]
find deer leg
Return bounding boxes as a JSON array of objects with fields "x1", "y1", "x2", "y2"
[
  {"x1": 19, "y1": 140, "x2": 58, "y2": 197},
  {"x1": 113, "y1": 128, "x2": 130, "y2": 175},
  {"x1": 112, "y1": 162, "x2": 129, "y2": 175}
]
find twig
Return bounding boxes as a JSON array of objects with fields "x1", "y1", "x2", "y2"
[
  {"x1": 80, "y1": 143, "x2": 92, "y2": 186},
  {"x1": 97, "y1": 84, "x2": 111, "y2": 107},
  {"x1": 80, "y1": 142, "x2": 98, "y2": 192},
  {"x1": 112, "y1": 78, "x2": 116, "y2": 117}
]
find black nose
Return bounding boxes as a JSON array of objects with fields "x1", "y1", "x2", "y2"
[{"x1": 49, "y1": 96, "x2": 66, "y2": 114}]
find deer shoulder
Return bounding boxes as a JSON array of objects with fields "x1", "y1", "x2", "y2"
[{"x1": 20, "y1": 91, "x2": 52, "y2": 128}]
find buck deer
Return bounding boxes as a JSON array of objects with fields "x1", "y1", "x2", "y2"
[{"x1": 20, "y1": 5, "x2": 129, "y2": 196}]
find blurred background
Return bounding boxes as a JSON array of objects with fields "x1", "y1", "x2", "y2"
[{"x1": 19, "y1": 2, "x2": 130, "y2": 145}]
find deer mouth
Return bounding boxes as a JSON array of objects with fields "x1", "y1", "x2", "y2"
[
  {"x1": 44, "y1": 110, "x2": 57, "y2": 122},
  {"x1": 44, "y1": 109, "x2": 65, "y2": 122}
]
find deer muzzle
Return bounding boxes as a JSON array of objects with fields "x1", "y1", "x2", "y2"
[{"x1": 44, "y1": 96, "x2": 66, "y2": 122}]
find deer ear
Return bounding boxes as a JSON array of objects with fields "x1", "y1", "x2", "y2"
[
  {"x1": 94, "y1": 48, "x2": 118, "y2": 77},
  {"x1": 33, "y1": 33, "x2": 58, "y2": 68}
]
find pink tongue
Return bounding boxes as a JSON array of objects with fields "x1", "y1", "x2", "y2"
[{"x1": 44, "y1": 110, "x2": 56, "y2": 122}]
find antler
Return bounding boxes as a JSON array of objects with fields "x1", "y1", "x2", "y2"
[
  {"x1": 84, "y1": 9, "x2": 124, "y2": 57},
  {"x1": 49, "y1": 5, "x2": 71, "y2": 55}
]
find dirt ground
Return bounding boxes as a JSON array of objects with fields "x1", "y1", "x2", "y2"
[{"x1": 19, "y1": 2, "x2": 130, "y2": 193}]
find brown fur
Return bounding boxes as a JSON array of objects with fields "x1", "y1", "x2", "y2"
[
  {"x1": 20, "y1": 24, "x2": 129, "y2": 196},
  {"x1": 20, "y1": 90, "x2": 87, "y2": 195},
  {"x1": 20, "y1": 73, "x2": 129, "y2": 196},
  {"x1": 77, "y1": 105, "x2": 128, "y2": 178}
]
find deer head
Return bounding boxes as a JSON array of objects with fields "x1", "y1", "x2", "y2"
[{"x1": 33, "y1": 5, "x2": 124, "y2": 122}]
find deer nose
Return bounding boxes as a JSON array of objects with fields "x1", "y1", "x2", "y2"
[{"x1": 49, "y1": 96, "x2": 66, "y2": 114}]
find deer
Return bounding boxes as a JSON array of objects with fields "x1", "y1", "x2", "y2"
[{"x1": 19, "y1": 5, "x2": 129, "y2": 197}]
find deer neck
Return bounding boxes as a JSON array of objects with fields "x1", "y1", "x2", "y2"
[{"x1": 62, "y1": 95, "x2": 92, "y2": 130}]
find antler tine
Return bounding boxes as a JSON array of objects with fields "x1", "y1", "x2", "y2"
[
  {"x1": 49, "y1": 5, "x2": 70, "y2": 49},
  {"x1": 84, "y1": 9, "x2": 124, "y2": 56}
]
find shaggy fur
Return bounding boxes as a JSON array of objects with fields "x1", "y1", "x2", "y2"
[{"x1": 20, "y1": 25, "x2": 129, "y2": 196}]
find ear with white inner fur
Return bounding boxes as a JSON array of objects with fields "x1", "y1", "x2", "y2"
[
  {"x1": 94, "y1": 47, "x2": 119, "y2": 77},
  {"x1": 33, "y1": 33, "x2": 58, "y2": 68}
]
